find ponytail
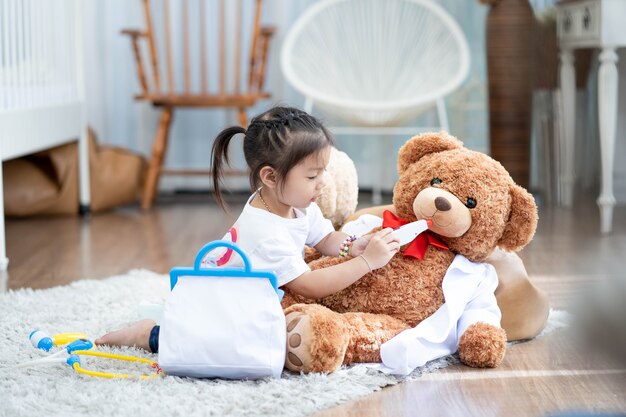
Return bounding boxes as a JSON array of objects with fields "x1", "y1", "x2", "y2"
[{"x1": 211, "y1": 126, "x2": 246, "y2": 210}]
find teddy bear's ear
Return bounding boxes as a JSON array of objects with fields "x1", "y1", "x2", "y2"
[
  {"x1": 397, "y1": 132, "x2": 463, "y2": 175},
  {"x1": 498, "y1": 184, "x2": 538, "y2": 252}
]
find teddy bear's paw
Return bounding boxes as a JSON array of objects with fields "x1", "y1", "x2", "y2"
[
  {"x1": 284, "y1": 311, "x2": 315, "y2": 373},
  {"x1": 458, "y1": 322, "x2": 507, "y2": 368},
  {"x1": 283, "y1": 304, "x2": 351, "y2": 373}
]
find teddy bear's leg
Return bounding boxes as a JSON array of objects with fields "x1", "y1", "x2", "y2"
[
  {"x1": 457, "y1": 322, "x2": 507, "y2": 368},
  {"x1": 284, "y1": 304, "x2": 410, "y2": 373},
  {"x1": 284, "y1": 303, "x2": 350, "y2": 373},
  {"x1": 488, "y1": 248, "x2": 550, "y2": 341},
  {"x1": 340, "y1": 312, "x2": 411, "y2": 364}
]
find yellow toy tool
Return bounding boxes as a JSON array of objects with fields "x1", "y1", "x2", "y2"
[
  {"x1": 67, "y1": 349, "x2": 163, "y2": 379},
  {"x1": 52, "y1": 332, "x2": 89, "y2": 346},
  {"x1": 20, "y1": 336, "x2": 163, "y2": 379}
]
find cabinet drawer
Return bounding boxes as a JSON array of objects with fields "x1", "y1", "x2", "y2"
[{"x1": 557, "y1": 0, "x2": 601, "y2": 46}]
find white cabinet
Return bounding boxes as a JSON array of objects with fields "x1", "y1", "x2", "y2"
[{"x1": 557, "y1": 0, "x2": 626, "y2": 233}]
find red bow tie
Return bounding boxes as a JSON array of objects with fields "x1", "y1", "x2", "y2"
[{"x1": 382, "y1": 210, "x2": 449, "y2": 260}]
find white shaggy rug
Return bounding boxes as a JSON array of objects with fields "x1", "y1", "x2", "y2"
[{"x1": 0, "y1": 270, "x2": 568, "y2": 417}]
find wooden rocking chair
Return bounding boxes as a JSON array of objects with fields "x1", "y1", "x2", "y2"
[{"x1": 122, "y1": 0, "x2": 275, "y2": 209}]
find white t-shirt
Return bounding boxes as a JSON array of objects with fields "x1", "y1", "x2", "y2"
[{"x1": 202, "y1": 192, "x2": 335, "y2": 287}]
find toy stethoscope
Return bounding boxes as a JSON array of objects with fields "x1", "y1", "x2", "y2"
[{"x1": 17, "y1": 331, "x2": 163, "y2": 379}]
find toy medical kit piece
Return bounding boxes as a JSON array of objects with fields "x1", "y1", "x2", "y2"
[
  {"x1": 159, "y1": 240, "x2": 286, "y2": 379},
  {"x1": 18, "y1": 338, "x2": 95, "y2": 367},
  {"x1": 18, "y1": 338, "x2": 163, "y2": 379},
  {"x1": 67, "y1": 350, "x2": 162, "y2": 379},
  {"x1": 391, "y1": 219, "x2": 431, "y2": 245},
  {"x1": 51, "y1": 332, "x2": 89, "y2": 346},
  {"x1": 29, "y1": 330, "x2": 54, "y2": 351},
  {"x1": 167, "y1": 240, "x2": 282, "y2": 296},
  {"x1": 29, "y1": 331, "x2": 90, "y2": 351}
]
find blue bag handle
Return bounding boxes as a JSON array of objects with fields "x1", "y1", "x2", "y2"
[
  {"x1": 169, "y1": 240, "x2": 283, "y2": 300},
  {"x1": 193, "y1": 240, "x2": 252, "y2": 271}
]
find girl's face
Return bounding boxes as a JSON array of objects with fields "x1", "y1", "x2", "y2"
[{"x1": 279, "y1": 147, "x2": 330, "y2": 209}]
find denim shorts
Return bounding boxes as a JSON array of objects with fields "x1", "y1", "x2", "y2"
[{"x1": 148, "y1": 325, "x2": 160, "y2": 353}]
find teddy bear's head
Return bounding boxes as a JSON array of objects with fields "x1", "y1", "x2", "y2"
[{"x1": 392, "y1": 132, "x2": 537, "y2": 262}]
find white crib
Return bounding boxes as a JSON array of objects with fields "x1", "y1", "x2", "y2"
[{"x1": 0, "y1": 0, "x2": 90, "y2": 270}]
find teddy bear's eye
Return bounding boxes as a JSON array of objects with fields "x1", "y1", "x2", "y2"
[
  {"x1": 430, "y1": 178, "x2": 443, "y2": 186},
  {"x1": 466, "y1": 198, "x2": 477, "y2": 209}
]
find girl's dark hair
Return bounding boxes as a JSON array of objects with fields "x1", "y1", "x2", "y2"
[{"x1": 211, "y1": 106, "x2": 334, "y2": 210}]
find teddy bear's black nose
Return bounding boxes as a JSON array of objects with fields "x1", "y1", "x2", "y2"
[{"x1": 434, "y1": 197, "x2": 452, "y2": 211}]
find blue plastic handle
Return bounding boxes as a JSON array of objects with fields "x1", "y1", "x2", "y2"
[
  {"x1": 169, "y1": 240, "x2": 282, "y2": 299},
  {"x1": 193, "y1": 240, "x2": 251, "y2": 272}
]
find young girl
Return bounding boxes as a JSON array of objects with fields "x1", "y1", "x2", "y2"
[{"x1": 96, "y1": 106, "x2": 400, "y2": 352}]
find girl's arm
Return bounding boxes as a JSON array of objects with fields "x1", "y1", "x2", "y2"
[
  {"x1": 313, "y1": 231, "x2": 351, "y2": 257},
  {"x1": 284, "y1": 256, "x2": 371, "y2": 299},
  {"x1": 288, "y1": 228, "x2": 399, "y2": 299},
  {"x1": 314, "y1": 231, "x2": 372, "y2": 258}
]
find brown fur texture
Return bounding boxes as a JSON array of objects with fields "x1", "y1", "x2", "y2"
[
  {"x1": 303, "y1": 245, "x2": 324, "y2": 263},
  {"x1": 283, "y1": 132, "x2": 538, "y2": 373},
  {"x1": 458, "y1": 322, "x2": 507, "y2": 367},
  {"x1": 283, "y1": 305, "x2": 350, "y2": 372}
]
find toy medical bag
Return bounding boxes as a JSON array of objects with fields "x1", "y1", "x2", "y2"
[{"x1": 158, "y1": 241, "x2": 286, "y2": 379}]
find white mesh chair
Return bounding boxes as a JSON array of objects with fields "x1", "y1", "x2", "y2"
[{"x1": 281, "y1": 0, "x2": 470, "y2": 202}]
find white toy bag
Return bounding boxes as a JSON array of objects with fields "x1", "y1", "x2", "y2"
[{"x1": 158, "y1": 240, "x2": 286, "y2": 379}]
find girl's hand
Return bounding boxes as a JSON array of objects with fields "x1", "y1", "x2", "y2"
[
  {"x1": 361, "y1": 228, "x2": 400, "y2": 270},
  {"x1": 349, "y1": 234, "x2": 372, "y2": 258}
]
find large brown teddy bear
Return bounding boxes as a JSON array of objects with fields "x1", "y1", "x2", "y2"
[{"x1": 282, "y1": 132, "x2": 539, "y2": 373}]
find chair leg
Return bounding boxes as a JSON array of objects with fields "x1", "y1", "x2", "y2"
[
  {"x1": 237, "y1": 108, "x2": 248, "y2": 127},
  {"x1": 141, "y1": 107, "x2": 174, "y2": 210}
]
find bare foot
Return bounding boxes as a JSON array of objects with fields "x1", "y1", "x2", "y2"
[{"x1": 95, "y1": 319, "x2": 156, "y2": 351}]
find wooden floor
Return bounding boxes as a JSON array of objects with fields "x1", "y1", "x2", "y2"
[{"x1": 3, "y1": 191, "x2": 626, "y2": 416}]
